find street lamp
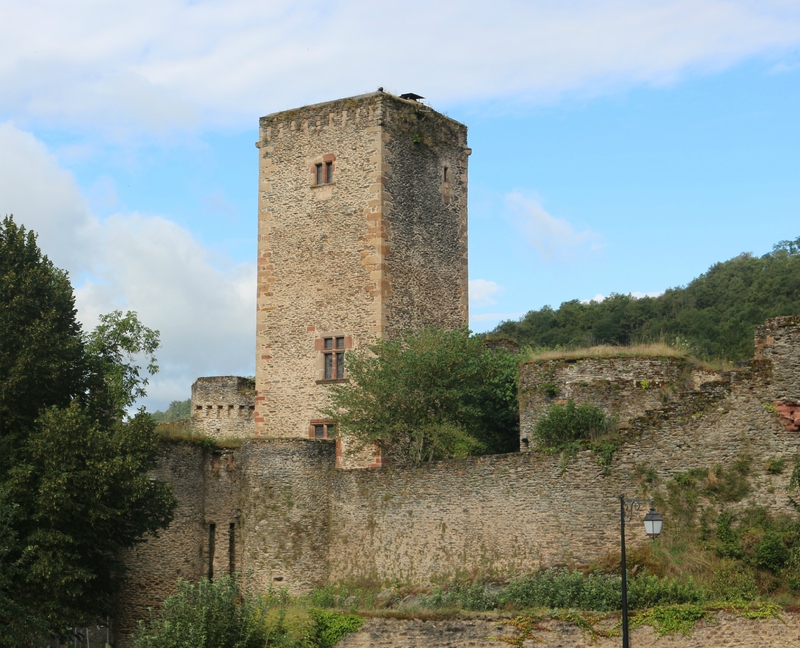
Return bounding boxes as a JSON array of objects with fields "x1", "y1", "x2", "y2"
[{"x1": 619, "y1": 495, "x2": 663, "y2": 648}]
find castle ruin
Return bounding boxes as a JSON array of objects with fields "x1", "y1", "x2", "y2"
[{"x1": 116, "y1": 92, "x2": 800, "y2": 645}]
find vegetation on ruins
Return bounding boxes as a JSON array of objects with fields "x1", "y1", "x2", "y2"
[
  {"x1": 531, "y1": 400, "x2": 613, "y2": 450},
  {"x1": 489, "y1": 236, "x2": 800, "y2": 362},
  {"x1": 528, "y1": 400, "x2": 619, "y2": 473},
  {"x1": 133, "y1": 577, "x2": 363, "y2": 648},
  {"x1": 0, "y1": 216, "x2": 175, "y2": 646},
  {"x1": 323, "y1": 327, "x2": 519, "y2": 466}
]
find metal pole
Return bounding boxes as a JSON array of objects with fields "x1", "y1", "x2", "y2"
[{"x1": 620, "y1": 494, "x2": 629, "y2": 648}]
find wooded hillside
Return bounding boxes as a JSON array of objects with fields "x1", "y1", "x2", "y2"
[{"x1": 489, "y1": 237, "x2": 800, "y2": 362}]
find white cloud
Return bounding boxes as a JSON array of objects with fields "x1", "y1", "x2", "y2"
[
  {"x1": 506, "y1": 192, "x2": 603, "y2": 262},
  {"x1": 581, "y1": 290, "x2": 665, "y2": 304},
  {"x1": 0, "y1": 122, "x2": 255, "y2": 410},
  {"x1": 583, "y1": 294, "x2": 608, "y2": 304},
  {"x1": 0, "y1": 1, "x2": 798, "y2": 135},
  {"x1": 469, "y1": 279, "x2": 503, "y2": 308}
]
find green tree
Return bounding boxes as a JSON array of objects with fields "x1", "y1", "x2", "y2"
[
  {"x1": 324, "y1": 328, "x2": 519, "y2": 466},
  {"x1": 0, "y1": 216, "x2": 175, "y2": 645}
]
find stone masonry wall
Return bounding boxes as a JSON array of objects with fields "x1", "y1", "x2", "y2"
[
  {"x1": 191, "y1": 376, "x2": 255, "y2": 440},
  {"x1": 337, "y1": 612, "x2": 800, "y2": 648},
  {"x1": 756, "y1": 315, "x2": 800, "y2": 432},
  {"x1": 115, "y1": 439, "x2": 333, "y2": 645},
  {"x1": 237, "y1": 439, "x2": 335, "y2": 595},
  {"x1": 517, "y1": 355, "x2": 726, "y2": 450}
]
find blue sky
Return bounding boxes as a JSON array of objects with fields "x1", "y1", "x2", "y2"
[{"x1": 1, "y1": 1, "x2": 798, "y2": 411}]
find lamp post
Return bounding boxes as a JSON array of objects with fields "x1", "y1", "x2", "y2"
[{"x1": 619, "y1": 495, "x2": 663, "y2": 648}]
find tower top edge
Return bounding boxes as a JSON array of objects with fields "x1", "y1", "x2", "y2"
[{"x1": 258, "y1": 91, "x2": 466, "y2": 129}]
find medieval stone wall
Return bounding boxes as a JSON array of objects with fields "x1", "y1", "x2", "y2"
[
  {"x1": 518, "y1": 355, "x2": 690, "y2": 450},
  {"x1": 191, "y1": 376, "x2": 255, "y2": 440},
  {"x1": 756, "y1": 315, "x2": 800, "y2": 431},
  {"x1": 326, "y1": 366, "x2": 799, "y2": 583},
  {"x1": 237, "y1": 439, "x2": 335, "y2": 594}
]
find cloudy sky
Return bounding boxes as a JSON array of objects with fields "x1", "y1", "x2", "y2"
[{"x1": 1, "y1": 0, "x2": 798, "y2": 411}]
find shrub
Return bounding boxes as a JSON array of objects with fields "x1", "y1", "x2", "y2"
[
  {"x1": 532, "y1": 401, "x2": 611, "y2": 451},
  {"x1": 133, "y1": 578, "x2": 363, "y2": 648},
  {"x1": 421, "y1": 569, "x2": 703, "y2": 613},
  {"x1": 133, "y1": 578, "x2": 267, "y2": 648},
  {"x1": 309, "y1": 610, "x2": 363, "y2": 647}
]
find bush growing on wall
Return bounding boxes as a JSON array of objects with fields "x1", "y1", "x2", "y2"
[{"x1": 531, "y1": 400, "x2": 611, "y2": 451}]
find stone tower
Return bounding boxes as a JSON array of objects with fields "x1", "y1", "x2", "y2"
[{"x1": 254, "y1": 91, "x2": 470, "y2": 441}]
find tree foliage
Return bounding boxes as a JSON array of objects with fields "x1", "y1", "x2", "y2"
[
  {"x1": 324, "y1": 327, "x2": 519, "y2": 466},
  {"x1": 151, "y1": 399, "x2": 192, "y2": 423},
  {"x1": 0, "y1": 216, "x2": 174, "y2": 645},
  {"x1": 489, "y1": 237, "x2": 800, "y2": 362}
]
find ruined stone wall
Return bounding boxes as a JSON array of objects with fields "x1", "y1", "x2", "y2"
[
  {"x1": 191, "y1": 376, "x2": 255, "y2": 439},
  {"x1": 255, "y1": 92, "x2": 468, "y2": 442},
  {"x1": 326, "y1": 329, "x2": 800, "y2": 584},
  {"x1": 517, "y1": 355, "x2": 723, "y2": 450},
  {"x1": 382, "y1": 98, "x2": 469, "y2": 334},
  {"x1": 119, "y1": 319, "x2": 800, "y2": 640},
  {"x1": 756, "y1": 315, "x2": 800, "y2": 431}
]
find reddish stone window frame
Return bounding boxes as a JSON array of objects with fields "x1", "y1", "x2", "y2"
[
  {"x1": 315, "y1": 334, "x2": 352, "y2": 383},
  {"x1": 309, "y1": 419, "x2": 342, "y2": 467},
  {"x1": 311, "y1": 154, "x2": 335, "y2": 186},
  {"x1": 309, "y1": 420, "x2": 337, "y2": 439}
]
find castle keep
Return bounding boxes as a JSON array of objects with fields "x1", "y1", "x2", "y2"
[
  {"x1": 116, "y1": 92, "x2": 800, "y2": 645},
  {"x1": 254, "y1": 92, "x2": 469, "y2": 442}
]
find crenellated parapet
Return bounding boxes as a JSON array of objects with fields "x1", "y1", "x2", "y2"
[{"x1": 190, "y1": 376, "x2": 256, "y2": 440}]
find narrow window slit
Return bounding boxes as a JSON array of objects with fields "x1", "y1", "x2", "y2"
[
  {"x1": 208, "y1": 523, "x2": 216, "y2": 580},
  {"x1": 228, "y1": 522, "x2": 236, "y2": 575}
]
